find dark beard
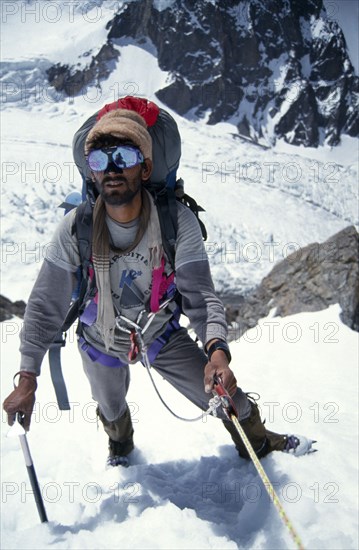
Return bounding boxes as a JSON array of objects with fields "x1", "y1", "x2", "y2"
[{"x1": 96, "y1": 176, "x2": 142, "y2": 206}]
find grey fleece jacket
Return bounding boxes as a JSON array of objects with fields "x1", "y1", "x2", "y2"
[{"x1": 19, "y1": 200, "x2": 228, "y2": 375}]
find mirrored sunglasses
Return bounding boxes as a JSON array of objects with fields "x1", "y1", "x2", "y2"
[{"x1": 87, "y1": 145, "x2": 144, "y2": 172}]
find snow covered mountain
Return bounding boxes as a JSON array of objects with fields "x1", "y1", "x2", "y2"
[{"x1": 42, "y1": 0, "x2": 359, "y2": 147}]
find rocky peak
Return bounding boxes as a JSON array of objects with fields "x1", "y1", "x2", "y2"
[
  {"x1": 106, "y1": 0, "x2": 358, "y2": 146},
  {"x1": 44, "y1": 0, "x2": 358, "y2": 147},
  {"x1": 0, "y1": 295, "x2": 26, "y2": 322}
]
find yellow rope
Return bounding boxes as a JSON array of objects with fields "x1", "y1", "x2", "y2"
[{"x1": 231, "y1": 414, "x2": 305, "y2": 550}]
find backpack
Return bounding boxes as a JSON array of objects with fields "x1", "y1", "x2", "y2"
[{"x1": 49, "y1": 96, "x2": 207, "y2": 409}]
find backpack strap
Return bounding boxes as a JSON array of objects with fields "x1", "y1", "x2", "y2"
[
  {"x1": 49, "y1": 200, "x2": 93, "y2": 410},
  {"x1": 58, "y1": 199, "x2": 94, "y2": 332},
  {"x1": 147, "y1": 184, "x2": 178, "y2": 271},
  {"x1": 180, "y1": 192, "x2": 207, "y2": 241},
  {"x1": 75, "y1": 199, "x2": 93, "y2": 266},
  {"x1": 71, "y1": 199, "x2": 95, "y2": 332}
]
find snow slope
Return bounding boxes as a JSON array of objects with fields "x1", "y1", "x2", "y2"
[{"x1": 1, "y1": 305, "x2": 358, "y2": 549}]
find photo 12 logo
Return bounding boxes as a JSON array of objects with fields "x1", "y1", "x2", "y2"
[{"x1": 1, "y1": 1, "x2": 107, "y2": 24}]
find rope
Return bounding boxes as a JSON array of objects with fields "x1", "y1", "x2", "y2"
[
  {"x1": 144, "y1": 359, "x2": 208, "y2": 422},
  {"x1": 116, "y1": 309, "x2": 208, "y2": 422},
  {"x1": 230, "y1": 414, "x2": 305, "y2": 550}
]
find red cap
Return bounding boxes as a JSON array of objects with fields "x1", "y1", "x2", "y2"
[{"x1": 97, "y1": 96, "x2": 160, "y2": 127}]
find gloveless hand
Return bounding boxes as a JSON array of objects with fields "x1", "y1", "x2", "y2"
[
  {"x1": 203, "y1": 351, "x2": 237, "y2": 396},
  {"x1": 3, "y1": 371, "x2": 37, "y2": 431}
]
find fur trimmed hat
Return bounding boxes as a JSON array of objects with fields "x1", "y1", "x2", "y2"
[{"x1": 85, "y1": 109, "x2": 152, "y2": 160}]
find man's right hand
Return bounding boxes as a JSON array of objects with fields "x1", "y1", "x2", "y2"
[{"x1": 3, "y1": 371, "x2": 37, "y2": 431}]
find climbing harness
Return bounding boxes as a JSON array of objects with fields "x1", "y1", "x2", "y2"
[{"x1": 115, "y1": 299, "x2": 207, "y2": 422}]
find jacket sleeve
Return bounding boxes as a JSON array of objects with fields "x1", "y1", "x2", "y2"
[
  {"x1": 19, "y1": 260, "x2": 77, "y2": 375},
  {"x1": 174, "y1": 204, "x2": 228, "y2": 347},
  {"x1": 19, "y1": 210, "x2": 80, "y2": 375}
]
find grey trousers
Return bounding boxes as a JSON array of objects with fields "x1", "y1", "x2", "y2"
[
  {"x1": 79, "y1": 328, "x2": 252, "y2": 422},
  {"x1": 79, "y1": 328, "x2": 286, "y2": 456}
]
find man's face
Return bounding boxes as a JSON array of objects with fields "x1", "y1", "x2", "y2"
[
  {"x1": 89, "y1": 141, "x2": 151, "y2": 206},
  {"x1": 93, "y1": 163, "x2": 143, "y2": 206}
]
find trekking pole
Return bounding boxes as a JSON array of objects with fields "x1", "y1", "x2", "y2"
[
  {"x1": 212, "y1": 377, "x2": 304, "y2": 550},
  {"x1": 11, "y1": 414, "x2": 48, "y2": 523}
]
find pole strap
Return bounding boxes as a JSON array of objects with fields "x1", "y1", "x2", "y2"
[{"x1": 48, "y1": 331, "x2": 70, "y2": 411}]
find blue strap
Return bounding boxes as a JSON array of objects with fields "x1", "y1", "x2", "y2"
[
  {"x1": 79, "y1": 317, "x2": 181, "y2": 368},
  {"x1": 49, "y1": 331, "x2": 71, "y2": 410},
  {"x1": 146, "y1": 318, "x2": 181, "y2": 364},
  {"x1": 79, "y1": 337, "x2": 127, "y2": 368}
]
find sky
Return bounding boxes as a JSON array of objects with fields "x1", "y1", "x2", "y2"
[{"x1": 323, "y1": 0, "x2": 359, "y2": 72}]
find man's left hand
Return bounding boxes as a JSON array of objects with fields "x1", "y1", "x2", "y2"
[{"x1": 204, "y1": 351, "x2": 237, "y2": 396}]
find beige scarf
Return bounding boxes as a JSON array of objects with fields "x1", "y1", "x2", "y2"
[{"x1": 92, "y1": 189, "x2": 163, "y2": 350}]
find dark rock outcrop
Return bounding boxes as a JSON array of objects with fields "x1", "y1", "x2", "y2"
[
  {"x1": 0, "y1": 295, "x2": 26, "y2": 322},
  {"x1": 47, "y1": 42, "x2": 119, "y2": 97},
  {"x1": 225, "y1": 226, "x2": 359, "y2": 338}
]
